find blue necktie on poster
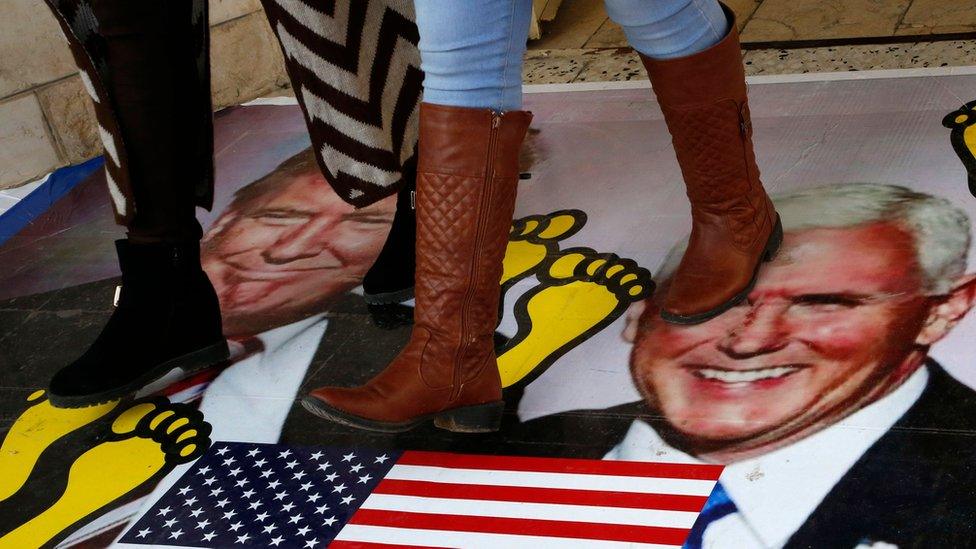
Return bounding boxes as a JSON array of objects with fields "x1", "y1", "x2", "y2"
[
  {"x1": 117, "y1": 441, "x2": 722, "y2": 548},
  {"x1": 683, "y1": 482, "x2": 738, "y2": 549}
]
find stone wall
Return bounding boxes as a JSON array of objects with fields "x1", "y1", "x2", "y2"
[{"x1": 0, "y1": 0, "x2": 291, "y2": 190}]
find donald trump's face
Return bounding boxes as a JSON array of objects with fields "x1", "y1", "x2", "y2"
[
  {"x1": 202, "y1": 158, "x2": 395, "y2": 337},
  {"x1": 629, "y1": 222, "x2": 976, "y2": 460}
]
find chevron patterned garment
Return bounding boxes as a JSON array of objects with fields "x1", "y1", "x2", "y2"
[
  {"x1": 44, "y1": 0, "x2": 421, "y2": 217},
  {"x1": 262, "y1": 0, "x2": 423, "y2": 206}
]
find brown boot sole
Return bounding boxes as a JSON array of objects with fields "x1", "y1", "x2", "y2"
[
  {"x1": 301, "y1": 396, "x2": 504, "y2": 434},
  {"x1": 661, "y1": 216, "x2": 783, "y2": 325}
]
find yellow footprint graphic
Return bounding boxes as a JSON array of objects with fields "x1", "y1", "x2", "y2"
[
  {"x1": 0, "y1": 391, "x2": 118, "y2": 502},
  {"x1": 942, "y1": 100, "x2": 976, "y2": 197},
  {"x1": 498, "y1": 248, "x2": 654, "y2": 388},
  {"x1": 0, "y1": 397, "x2": 210, "y2": 549},
  {"x1": 502, "y1": 210, "x2": 587, "y2": 290}
]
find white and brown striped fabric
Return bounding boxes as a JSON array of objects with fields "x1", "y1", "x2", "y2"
[{"x1": 262, "y1": 0, "x2": 422, "y2": 206}]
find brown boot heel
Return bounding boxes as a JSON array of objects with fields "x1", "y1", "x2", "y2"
[
  {"x1": 434, "y1": 401, "x2": 505, "y2": 433},
  {"x1": 763, "y1": 215, "x2": 784, "y2": 262}
]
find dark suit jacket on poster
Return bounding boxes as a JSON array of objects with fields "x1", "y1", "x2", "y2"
[{"x1": 507, "y1": 362, "x2": 976, "y2": 548}]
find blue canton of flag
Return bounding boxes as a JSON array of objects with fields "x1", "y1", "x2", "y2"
[{"x1": 119, "y1": 442, "x2": 400, "y2": 548}]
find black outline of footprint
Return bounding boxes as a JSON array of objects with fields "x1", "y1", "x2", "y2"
[
  {"x1": 504, "y1": 209, "x2": 588, "y2": 293},
  {"x1": 0, "y1": 396, "x2": 211, "y2": 547},
  {"x1": 102, "y1": 397, "x2": 213, "y2": 466},
  {"x1": 498, "y1": 247, "x2": 655, "y2": 390},
  {"x1": 942, "y1": 100, "x2": 976, "y2": 198}
]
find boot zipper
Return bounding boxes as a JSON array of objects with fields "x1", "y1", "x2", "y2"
[
  {"x1": 452, "y1": 111, "x2": 502, "y2": 400},
  {"x1": 738, "y1": 103, "x2": 764, "y2": 240},
  {"x1": 738, "y1": 104, "x2": 752, "y2": 179},
  {"x1": 739, "y1": 103, "x2": 751, "y2": 138}
]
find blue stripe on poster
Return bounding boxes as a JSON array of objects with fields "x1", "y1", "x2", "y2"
[{"x1": 0, "y1": 156, "x2": 104, "y2": 246}]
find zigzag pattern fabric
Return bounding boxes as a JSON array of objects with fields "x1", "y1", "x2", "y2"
[
  {"x1": 43, "y1": 0, "x2": 213, "y2": 223},
  {"x1": 262, "y1": 0, "x2": 423, "y2": 206}
]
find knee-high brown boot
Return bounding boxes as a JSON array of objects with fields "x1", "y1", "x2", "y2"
[
  {"x1": 303, "y1": 103, "x2": 532, "y2": 433},
  {"x1": 640, "y1": 3, "x2": 782, "y2": 325}
]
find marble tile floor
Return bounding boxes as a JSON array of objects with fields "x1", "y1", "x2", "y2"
[{"x1": 530, "y1": 0, "x2": 976, "y2": 50}]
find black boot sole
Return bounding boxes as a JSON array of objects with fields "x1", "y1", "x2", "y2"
[
  {"x1": 301, "y1": 396, "x2": 504, "y2": 434},
  {"x1": 47, "y1": 340, "x2": 230, "y2": 408},
  {"x1": 363, "y1": 286, "x2": 415, "y2": 305},
  {"x1": 661, "y1": 216, "x2": 783, "y2": 325}
]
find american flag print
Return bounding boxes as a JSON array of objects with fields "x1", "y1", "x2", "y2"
[{"x1": 119, "y1": 442, "x2": 723, "y2": 548}]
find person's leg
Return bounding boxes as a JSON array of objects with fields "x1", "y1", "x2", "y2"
[
  {"x1": 303, "y1": 0, "x2": 535, "y2": 433},
  {"x1": 610, "y1": 0, "x2": 781, "y2": 324},
  {"x1": 605, "y1": 0, "x2": 728, "y2": 60},
  {"x1": 93, "y1": 0, "x2": 213, "y2": 243},
  {"x1": 416, "y1": 0, "x2": 532, "y2": 111},
  {"x1": 44, "y1": 0, "x2": 227, "y2": 407},
  {"x1": 259, "y1": 0, "x2": 425, "y2": 304}
]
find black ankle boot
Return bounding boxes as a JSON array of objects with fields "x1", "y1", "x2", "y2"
[
  {"x1": 47, "y1": 239, "x2": 229, "y2": 407},
  {"x1": 362, "y1": 164, "x2": 417, "y2": 304}
]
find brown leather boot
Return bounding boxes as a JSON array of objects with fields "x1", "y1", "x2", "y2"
[
  {"x1": 302, "y1": 103, "x2": 532, "y2": 433},
  {"x1": 640, "y1": 3, "x2": 782, "y2": 325}
]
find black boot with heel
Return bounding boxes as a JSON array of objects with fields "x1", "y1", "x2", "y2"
[
  {"x1": 47, "y1": 239, "x2": 229, "y2": 408},
  {"x1": 362, "y1": 161, "x2": 417, "y2": 305}
]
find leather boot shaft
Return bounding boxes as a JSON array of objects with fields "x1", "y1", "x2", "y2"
[
  {"x1": 413, "y1": 104, "x2": 532, "y2": 388},
  {"x1": 640, "y1": 3, "x2": 780, "y2": 321},
  {"x1": 305, "y1": 104, "x2": 532, "y2": 430}
]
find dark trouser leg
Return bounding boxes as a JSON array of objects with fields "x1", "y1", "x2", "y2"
[
  {"x1": 44, "y1": 0, "x2": 226, "y2": 407},
  {"x1": 90, "y1": 0, "x2": 213, "y2": 242}
]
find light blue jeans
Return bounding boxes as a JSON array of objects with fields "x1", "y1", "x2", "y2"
[{"x1": 415, "y1": 0, "x2": 729, "y2": 111}]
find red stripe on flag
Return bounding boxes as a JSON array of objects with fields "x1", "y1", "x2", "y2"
[
  {"x1": 348, "y1": 509, "x2": 691, "y2": 545},
  {"x1": 373, "y1": 479, "x2": 708, "y2": 512},
  {"x1": 398, "y1": 451, "x2": 723, "y2": 480}
]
